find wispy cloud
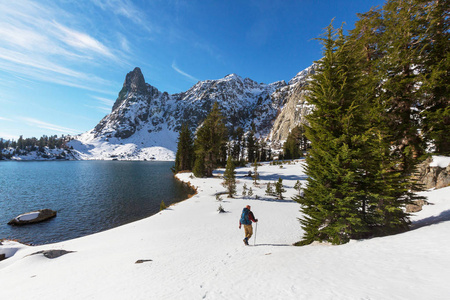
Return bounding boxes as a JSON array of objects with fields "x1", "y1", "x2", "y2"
[
  {"x1": 172, "y1": 61, "x2": 199, "y2": 83},
  {"x1": 92, "y1": 0, "x2": 155, "y2": 33},
  {"x1": 118, "y1": 34, "x2": 131, "y2": 53},
  {"x1": 52, "y1": 22, "x2": 116, "y2": 59},
  {"x1": 0, "y1": 116, "x2": 13, "y2": 121},
  {"x1": 19, "y1": 117, "x2": 81, "y2": 135},
  {"x1": 0, "y1": 0, "x2": 124, "y2": 93}
]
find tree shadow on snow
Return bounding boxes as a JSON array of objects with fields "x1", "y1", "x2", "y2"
[
  {"x1": 245, "y1": 196, "x2": 296, "y2": 204},
  {"x1": 410, "y1": 209, "x2": 450, "y2": 231},
  {"x1": 235, "y1": 170, "x2": 308, "y2": 182},
  {"x1": 254, "y1": 243, "x2": 291, "y2": 247}
]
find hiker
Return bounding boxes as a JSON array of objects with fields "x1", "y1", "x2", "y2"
[{"x1": 239, "y1": 205, "x2": 258, "y2": 245}]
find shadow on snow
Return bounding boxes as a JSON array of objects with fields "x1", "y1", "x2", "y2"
[{"x1": 410, "y1": 209, "x2": 450, "y2": 231}]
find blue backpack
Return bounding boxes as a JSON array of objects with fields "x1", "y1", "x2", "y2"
[{"x1": 240, "y1": 208, "x2": 251, "y2": 225}]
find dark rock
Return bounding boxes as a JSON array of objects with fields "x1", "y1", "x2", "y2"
[
  {"x1": 135, "y1": 259, "x2": 153, "y2": 264},
  {"x1": 0, "y1": 254, "x2": 5, "y2": 261},
  {"x1": 7, "y1": 209, "x2": 57, "y2": 226},
  {"x1": 29, "y1": 250, "x2": 75, "y2": 259}
]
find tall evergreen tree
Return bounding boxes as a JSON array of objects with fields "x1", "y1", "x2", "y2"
[
  {"x1": 222, "y1": 156, "x2": 237, "y2": 197},
  {"x1": 193, "y1": 102, "x2": 227, "y2": 177},
  {"x1": 283, "y1": 126, "x2": 304, "y2": 159},
  {"x1": 174, "y1": 123, "x2": 194, "y2": 173},
  {"x1": 296, "y1": 21, "x2": 411, "y2": 245},
  {"x1": 348, "y1": 6, "x2": 414, "y2": 236},
  {"x1": 420, "y1": 0, "x2": 450, "y2": 155},
  {"x1": 193, "y1": 153, "x2": 205, "y2": 178},
  {"x1": 246, "y1": 131, "x2": 256, "y2": 163},
  {"x1": 378, "y1": 0, "x2": 426, "y2": 174},
  {"x1": 231, "y1": 126, "x2": 244, "y2": 161}
]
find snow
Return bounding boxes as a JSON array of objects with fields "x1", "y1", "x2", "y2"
[
  {"x1": 68, "y1": 125, "x2": 177, "y2": 161},
  {"x1": 430, "y1": 155, "x2": 450, "y2": 168},
  {"x1": 1, "y1": 160, "x2": 450, "y2": 299},
  {"x1": 15, "y1": 211, "x2": 40, "y2": 222}
]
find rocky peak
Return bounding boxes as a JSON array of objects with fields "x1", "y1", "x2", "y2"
[
  {"x1": 224, "y1": 73, "x2": 243, "y2": 81},
  {"x1": 112, "y1": 67, "x2": 148, "y2": 111},
  {"x1": 288, "y1": 63, "x2": 317, "y2": 86},
  {"x1": 124, "y1": 67, "x2": 147, "y2": 94}
]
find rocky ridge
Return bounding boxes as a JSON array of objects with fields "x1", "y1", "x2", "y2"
[{"x1": 70, "y1": 65, "x2": 316, "y2": 160}]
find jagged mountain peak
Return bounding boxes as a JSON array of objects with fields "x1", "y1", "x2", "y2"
[
  {"x1": 288, "y1": 63, "x2": 317, "y2": 86},
  {"x1": 224, "y1": 73, "x2": 243, "y2": 80},
  {"x1": 124, "y1": 67, "x2": 147, "y2": 94}
]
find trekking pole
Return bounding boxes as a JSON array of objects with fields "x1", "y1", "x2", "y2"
[{"x1": 254, "y1": 222, "x2": 258, "y2": 246}]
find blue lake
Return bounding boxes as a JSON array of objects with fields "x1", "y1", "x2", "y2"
[{"x1": 0, "y1": 161, "x2": 193, "y2": 245}]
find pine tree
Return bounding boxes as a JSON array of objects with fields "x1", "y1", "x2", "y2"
[
  {"x1": 252, "y1": 159, "x2": 259, "y2": 185},
  {"x1": 294, "y1": 180, "x2": 302, "y2": 196},
  {"x1": 222, "y1": 156, "x2": 237, "y2": 198},
  {"x1": 194, "y1": 102, "x2": 227, "y2": 177},
  {"x1": 274, "y1": 177, "x2": 286, "y2": 200},
  {"x1": 265, "y1": 182, "x2": 274, "y2": 196},
  {"x1": 296, "y1": 22, "x2": 383, "y2": 245},
  {"x1": 348, "y1": 2, "x2": 416, "y2": 236},
  {"x1": 246, "y1": 131, "x2": 256, "y2": 162},
  {"x1": 282, "y1": 126, "x2": 304, "y2": 159},
  {"x1": 378, "y1": 0, "x2": 426, "y2": 174},
  {"x1": 248, "y1": 187, "x2": 253, "y2": 197},
  {"x1": 193, "y1": 153, "x2": 205, "y2": 178},
  {"x1": 296, "y1": 14, "x2": 418, "y2": 245},
  {"x1": 231, "y1": 126, "x2": 244, "y2": 161},
  {"x1": 242, "y1": 183, "x2": 248, "y2": 197},
  {"x1": 419, "y1": 0, "x2": 450, "y2": 155},
  {"x1": 174, "y1": 123, "x2": 194, "y2": 173}
]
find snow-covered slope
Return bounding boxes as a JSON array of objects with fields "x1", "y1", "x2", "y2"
[
  {"x1": 1, "y1": 161, "x2": 449, "y2": 299},
  {"x1": 68, "y1": 66, "x2": 314, "y2": 160}
]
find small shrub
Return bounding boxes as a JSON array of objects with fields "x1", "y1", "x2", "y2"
[
  {"x1": 160, "y1": 200, "x2": 167, "y2": 211},
  {"x1": 217, "y1": 204, "x2": 225, "y2": 213}
]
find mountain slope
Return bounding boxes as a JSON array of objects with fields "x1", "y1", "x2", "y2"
[{"x1": 69, "y1": 66, "x2": 314, "y2": 160}]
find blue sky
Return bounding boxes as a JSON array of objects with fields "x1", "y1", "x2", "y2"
[{"x1": 0, "y1": 0, "x2": 385, "y2": 140}]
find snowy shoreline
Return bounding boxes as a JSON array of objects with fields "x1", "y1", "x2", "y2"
[{"x1": 1, "y1": 160, "x2": 450, "y2": 299}]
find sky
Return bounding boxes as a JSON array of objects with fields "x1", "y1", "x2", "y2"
[{"x1": 0, "y1": 0, "x2": 385, "y2": 140}]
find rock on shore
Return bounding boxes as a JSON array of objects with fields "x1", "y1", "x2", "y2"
[{"x1": 7, "y1": 209, "x2": 57, "y2": 226}]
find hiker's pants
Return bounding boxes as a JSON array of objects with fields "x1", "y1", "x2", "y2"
[{"x1": 244, "y1": 224, "x2": 253, "y2": 239}]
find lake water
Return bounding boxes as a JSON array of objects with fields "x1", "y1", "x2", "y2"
[{"x1": 0, "y1": 161, "x2": 193, "y2": 245}]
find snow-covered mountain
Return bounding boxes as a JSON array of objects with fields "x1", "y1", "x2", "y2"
[{"x1": 69, "y1": 65, "x2": 315, "y2": 160}]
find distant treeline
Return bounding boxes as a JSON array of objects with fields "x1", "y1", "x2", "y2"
[{"x1": 0, "y1": 135, "x2": 71, "y2": 159}]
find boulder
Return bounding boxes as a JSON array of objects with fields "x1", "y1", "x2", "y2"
[
  {"x1": 7, "y1": 209, "x2": 57, "y2": 226},
  {"x1": 436, "y1": 164, "x2": 450, "y2": 189},
  {"x1": 413, "y1": 157, "x2": 450, "y2": 190},
  {"x1": 406, "y1": 199, "x2": 430, "y2": 213},
  {"x1": 29, "y1": 250, "x2": 74, "y2": 259}
]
